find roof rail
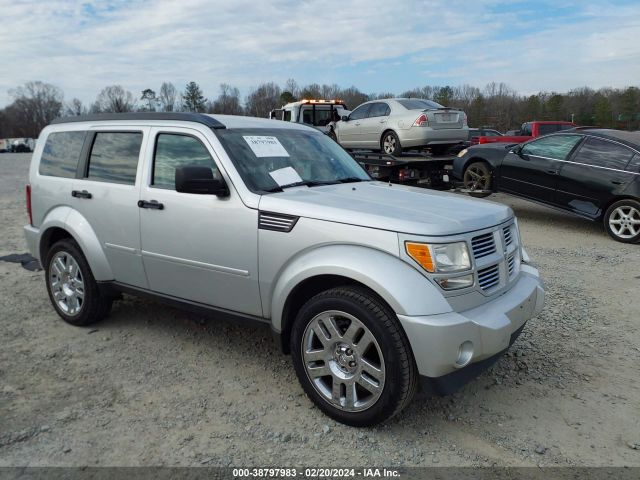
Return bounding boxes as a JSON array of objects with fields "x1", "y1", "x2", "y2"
[{"x1": 50, "y1": 112, "x2": 226, "y2": 129}]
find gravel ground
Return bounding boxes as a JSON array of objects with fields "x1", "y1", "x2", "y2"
[{"x1": 1, "y1": 152, "x2": 639, "y2": 467}]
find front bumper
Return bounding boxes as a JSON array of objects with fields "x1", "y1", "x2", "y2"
[{"x1": 397, "y1": 264, "x2": 544, "y2": 385}]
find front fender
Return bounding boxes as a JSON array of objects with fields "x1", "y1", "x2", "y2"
[
  {"x1": 39, "y1": 206, "x2": 114, "y2": 281},
  {"x1": 270, "y1": 244, "x2": 452, "y2": 332}
]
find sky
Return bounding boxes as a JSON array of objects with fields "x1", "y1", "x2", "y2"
[{"x1": 1, "y1": 0, "x2": 639, "y2": 108}]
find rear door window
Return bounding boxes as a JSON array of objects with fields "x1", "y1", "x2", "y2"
[
  {"x1": 627, "y1": 154, "x2": 640, "y2": 173},
  {"x1": 87, "y1": 132, "x2": 142, "y2": 185},
  {"x1": 152, "y1": 133, "x2": 220, "y2": 190},
  {"x1": 39, "y1": 131, "x2": 86, "y2": 178},
  {"x1": 521, "y1": 135, "x2": 582, "y2": 160},
  {"x1": 571, "y1": 137, "x2": 635, "y2": 171}
]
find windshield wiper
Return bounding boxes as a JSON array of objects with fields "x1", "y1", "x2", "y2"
[
  {"x1": 262, "y1": 180, "x2": 336, "y2": 193},
  {"x1": 337, "y1": 177, "x2": 367, "y2": 183}
]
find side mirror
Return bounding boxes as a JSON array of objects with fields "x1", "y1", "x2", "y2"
[
  {"x1": 341, "y1": 115, "x2": 349, "y2": 122},
  {"x1": 175, "y1": 165, "x2": 229, "y2": 196},
  {"x1": 511, "y1": 145, "x2": 524, "y2": 156}
]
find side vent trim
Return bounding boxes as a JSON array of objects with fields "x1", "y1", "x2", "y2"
[{"x1": 258, "y1": 211, "x2": 299, "y2": 232}]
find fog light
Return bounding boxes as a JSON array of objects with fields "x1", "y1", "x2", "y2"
[
  {"x1": 435, "y1": 273, "x2": 474, "y2": 290},
  {"x1": 455, "y1": 341, "x2": 474, "y2": 368}
]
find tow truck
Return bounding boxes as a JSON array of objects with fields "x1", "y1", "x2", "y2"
[
  {"x1": 350, "y1": 150, "x2": 456, "y2": 190},
  {"x1": 268, "y1": 99, "x2": 350, "y2": 138}
]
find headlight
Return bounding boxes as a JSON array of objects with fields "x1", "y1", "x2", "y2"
[
  {"x1": 457, "y1": 148, "x2": 468, "y2": 158},
  {"x1": 406, "y1": 241, "x2": 471, "y2": 273}
]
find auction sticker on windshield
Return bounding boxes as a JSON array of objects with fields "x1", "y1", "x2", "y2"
[
  {"x1": 268, "y1": 166, "x2": 303, "y2": 186},
  {"x1": 243, "y1": 136, "x2": 289, "y2": 157}
]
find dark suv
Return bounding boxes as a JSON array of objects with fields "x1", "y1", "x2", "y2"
[{"x1": 453, "y1": 129, "x2": 640, "y2": 243}]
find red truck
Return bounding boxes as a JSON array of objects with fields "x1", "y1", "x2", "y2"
[{"x1": 471, "y1": 120, "x2": 576, "y2": 145}]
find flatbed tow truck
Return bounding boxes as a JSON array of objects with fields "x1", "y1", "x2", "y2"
[{"x1": 350, "y1": 149, "x2": 456, "y2": 190}]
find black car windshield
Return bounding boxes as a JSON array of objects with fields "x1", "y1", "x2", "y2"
[
  {"x1": 215, "y1": 128, "x2": 371, "y2": 194},
  {"x1": 397, "y1": 99, "x2": 444, "y2": 110}
]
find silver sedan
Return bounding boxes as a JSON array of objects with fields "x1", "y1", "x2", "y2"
[{"x1": 335, "y1": 98, "x2": 469, "y2": 156}]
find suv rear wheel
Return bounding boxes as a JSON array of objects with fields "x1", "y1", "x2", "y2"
[
  {"x1": 45, "y1": 238, "x2": 112, "y2": 326},
  {"x1": 604, "y1": 199, "x2": 640, "y2": 243},
  {"x1": 291, "y1": 286, "x2": 417, "y2": 426}
]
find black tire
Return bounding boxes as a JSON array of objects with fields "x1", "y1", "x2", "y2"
[
  {"x1": 463, "y1": 161, "x2": 493, "y2": 198},
  {"x1": 381, "y1": 131, "x2": 402, "y2": 156},
  {"x1": 290, "y1": 286, "x2": 417, "y2": 427},
  {"x1": 603, "y1": 199, "x2": 640, "y2": 243},
  {"x1": 45, "y1": 238, "x2": 112, "y2": 326}
]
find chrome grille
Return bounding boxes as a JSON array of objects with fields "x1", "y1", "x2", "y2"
[
  {"x1": 471, "y1": 232, "x2": 496, "y2": 259},
  {"x1": 258, "y1": 212, "x2": 299, "y2": 232},
  {"x1": 477, "y1": 264, "x2": 500, "y2": 291},
  {"x1": 503, "y1": 225, "x2": 513, "y2": 246}
]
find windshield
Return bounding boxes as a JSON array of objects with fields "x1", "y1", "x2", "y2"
[
  {"x1": 215, "y1": 128, "x2": 371, "y2": 194},
  {"x1": 397, "y1": 99, "x2": 444, "y2": 110}
]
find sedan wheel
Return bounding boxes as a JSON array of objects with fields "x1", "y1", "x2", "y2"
[
  {"x1": 381, "y1": 132, "x2": 401, "y2": 156},
  {"x1": 463, "y1": 161, "x2": 492, "y2": 198},
  {"x1": 605, "y1": 200, "x2": 640, "y2": 243}
]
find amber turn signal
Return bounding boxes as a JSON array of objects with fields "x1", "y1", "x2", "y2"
[{"x1": 406, "y1": 242, "x2": 435, "y2": 273}]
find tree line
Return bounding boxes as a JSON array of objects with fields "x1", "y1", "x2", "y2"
[{"x1": 1, "y1": 79, "x2": 638, "y2": 138}]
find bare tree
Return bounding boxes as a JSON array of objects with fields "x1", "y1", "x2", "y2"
[
  {"x1": 158, "y1": 82, "x2": 179, "y2": 112},
  {"x1": 140, "y1": 89, "x2": 157, "y2": 111},
  {"x1": 6, "y1": 81, "x2": 64, "y2": 136},
  {"x1": 245, "y1": 82, "x2": 281, "y2": 117},
  {"x1": 96, "y1": 85, "x2": 135, "y2": 113},
  {"x1": 210, "y1": 83, "x2": 243, "y2": 115},
  {"x1": 65, "y1": 98, "x2": 87, "y2": 116}
]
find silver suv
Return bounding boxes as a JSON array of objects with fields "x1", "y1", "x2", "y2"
[{"x1": 24, "y1": 113, "x2": 544, "y2": 426}]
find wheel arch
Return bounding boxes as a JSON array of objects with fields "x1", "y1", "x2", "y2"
[
  {"x1": 600, "y1": 195, "x2": 640, "y2": 221},
  {"x1": 269, "y1": 244, "x2": 452, "y2": 354},
  {"x1": 39, "y1": 207, "x2": 114, "y2": 280},
  {"x1": 380, "y1": 129, "x2": 398, "y2": 149}
]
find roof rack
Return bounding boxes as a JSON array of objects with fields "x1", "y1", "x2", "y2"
[{"x1": 50, "y1": 112, "x2": 226, "y2": 129}]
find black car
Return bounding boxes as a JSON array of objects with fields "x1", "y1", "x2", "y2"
[{"x1": 452, "y1": 129, "x2": 640, "y2": 243}]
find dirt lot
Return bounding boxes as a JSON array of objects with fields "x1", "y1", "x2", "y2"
[{"x1": 1, "y1": 152, "x2": 639, "y2": 467}]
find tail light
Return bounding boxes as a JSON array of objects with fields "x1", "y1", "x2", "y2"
[
  {"x1": 413, "y1": 114, "x2": 429, "y2": 127},
  {"x1": 26, "y1": 184, "x2": 33, "y2": 225},
  {"x1": 461, "y1": 113, "x2": 468, "y2": 126}
]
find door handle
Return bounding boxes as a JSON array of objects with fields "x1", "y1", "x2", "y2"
[
  {"x1": 354, "y1": 122, "x2": 361, "y2": 126},
  {"x1": 71, "y1": 190, "x2": 92, "y2": 199},
  {"x1": 379, "y1": 119, "x2": 386, "y2": 123},
  {"x1": 546, "y1": 170, "x2": 558, "y2": 174},
  {"x1": 137, "y1": 200, "x2": 164, "y2": 210}
]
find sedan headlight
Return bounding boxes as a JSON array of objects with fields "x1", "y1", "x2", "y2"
[
  {"x1": 406, "y1": 241, "x2": 473, "y2": 290},
  {"x1": 457, "y1": 148, "x2": 468, "y2": 158}
]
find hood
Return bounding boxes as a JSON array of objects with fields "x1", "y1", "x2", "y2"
[{"x1": 259, "y1": 182, "x2": 512, "y2": 236}]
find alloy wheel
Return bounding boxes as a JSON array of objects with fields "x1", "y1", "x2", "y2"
[
  {"x1": 48, "y1": 251, "x2": 85, "y2": 316},
  {"x1": 383, "y1": 135, "x2": 396, "y2": 154},
  {"x1": 609, "y1": 205, "x2": 640, "y2": 239},
  {"x1": 301, "y1": 310, "x2": 385, "y2": 412},
  {"x1": 464, "y1": 164, "x2": 490, "y2": 191}
]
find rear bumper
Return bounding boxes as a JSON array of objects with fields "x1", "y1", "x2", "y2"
[
  {"x1": 397, "y1": 264, "x2": 544, "y2": 381},
  {"x1": 24, "y1": 224, "x2": 40, "y2": 261},
  {"x1": 399, "y1": 127, "x2": 468, "y2": 148}
]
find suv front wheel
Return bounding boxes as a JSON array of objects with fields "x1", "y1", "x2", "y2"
[
  {"x1": 45, "y1": 238, "x2": 112, "y2": 326},
  {"x1": 291, "y1": 286, "x2": 417, "y2": 426}
]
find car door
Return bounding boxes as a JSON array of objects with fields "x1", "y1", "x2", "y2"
[
  {"x1": 499, "y1": 134, "x2": 583, "y2": 204},
  {"x1": 138, "y1": 127, "x2": 262, "y2": 316},
  {"x1": 361, "y1": 102, "x2": 390, "y2": 148},
  {"x1": 336, "y1": 104, "x2": 371, "y2": 147},
  {"x1": 71, "y1": 128, "x2": 149, "y2": 288},
  {"x1": 555, "y1": 136, "x2": 637, "y2": 218}
]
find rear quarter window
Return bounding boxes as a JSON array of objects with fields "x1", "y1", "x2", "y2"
[{"x1": 39, "y1": 131, "x2": 86, "y2": 178}]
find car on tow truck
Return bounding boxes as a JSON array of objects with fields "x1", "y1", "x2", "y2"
[
  {"x1": 335, "y1": 98, "x2": 469, "y2": 156},
  {"x1": 269, "y1": 99, "x2": 349, "y2": 139}
]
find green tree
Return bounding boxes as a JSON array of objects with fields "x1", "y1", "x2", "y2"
[
  {"x1": 434, "y1": 86, "x2": 454, "y2": 106},
  {"x1": 593, "y1": 94, "x2": 613, "y2": 128},
  {"x1": 182, "y1": 81, "x2": 207, "y2": 112},
  {"x1": 280, "y1": 91, "x2": 296, "y2": 104},
  {"x1": 619, "y1": 86, "x2": 639, "y2": 130}
]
